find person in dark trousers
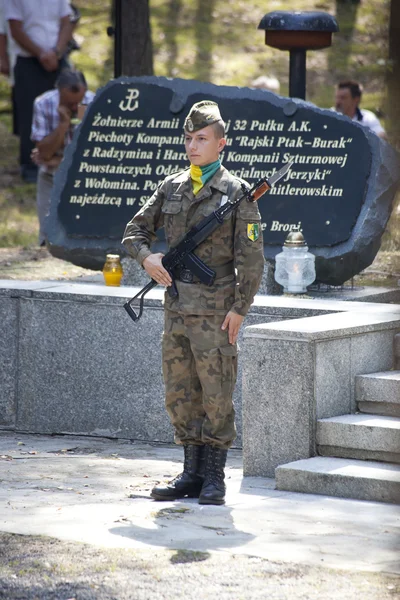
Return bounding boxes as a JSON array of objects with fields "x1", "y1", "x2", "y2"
[{"x1": 5, "y1": 0, "x2": 74, "y2": 182}]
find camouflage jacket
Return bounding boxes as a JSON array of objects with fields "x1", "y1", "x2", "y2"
[{"x1": 122, "y1": 166, "x2": 264, "y2": 316}]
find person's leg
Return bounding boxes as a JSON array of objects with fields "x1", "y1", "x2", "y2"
[
  {"x1": 11, "y1": 86, "x2": 18, "y2": 136},
  {"x1": 14, "y1": 57, "x2": 60, "y2": 181},
  {"x1": 189, "y1": 314, "x2": 237, "y2": 448},
  {"x1": 36, "y1": 170, "x2": 54, "y2": 245},
  {"x1": 188, "y1": 314, "x2": 238, "y2": 504},
  {"x1": 14, "y1": 57, "x2": 33, "y2": 177},
  {"x1": 163, "y1": 311, "x2": 205, "y2": 444},
  {"x1": 150, "y1": 310, "x2": 205, "y2": 500}
]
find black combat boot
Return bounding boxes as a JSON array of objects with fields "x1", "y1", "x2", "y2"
[
  {"x1": 151, "y1": 444, "x2": 205, "y2": 500},
  {"x1": 198, "y1": 445, "x2": 228, "y2": 505}
]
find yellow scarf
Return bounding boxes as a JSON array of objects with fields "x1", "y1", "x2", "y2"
[{"x1": 190, "y1": 159, "x2": 221, "y2": 195}]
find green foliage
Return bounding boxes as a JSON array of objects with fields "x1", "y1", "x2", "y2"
[{"x1": 149, "y1": 0, "x2": 389, "y2": 109}]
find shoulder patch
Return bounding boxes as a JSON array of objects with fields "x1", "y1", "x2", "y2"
[{"x1": 247, "y1": 223, "x2": 260, "y2": 241}]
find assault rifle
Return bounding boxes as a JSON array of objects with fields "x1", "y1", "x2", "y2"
[{"x1": 124, "y1": 161, "x2": 293, "y2": 322}]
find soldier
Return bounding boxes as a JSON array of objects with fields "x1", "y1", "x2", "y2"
[{"x1": 122, "y1": 100, "x2": 264, "y2": 505}]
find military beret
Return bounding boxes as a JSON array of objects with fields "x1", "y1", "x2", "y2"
[{"x1": 183, "y1": 100, "x2": 222, "y2": 132}]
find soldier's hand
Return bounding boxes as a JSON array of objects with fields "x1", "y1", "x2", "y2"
[
  {"x1": 221, "y1": 311, "x2": 244, "y2": 344},
  {"x1": 143, "y1": 253, "x2": 172, "y2": 287}
]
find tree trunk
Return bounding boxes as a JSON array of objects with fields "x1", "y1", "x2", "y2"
[
  {"x1": 387, "y1": 0, "x2": 400, "y2": 149},
  {"x1": 117, "y1": 0, "x2": 154, "y2": 77}
]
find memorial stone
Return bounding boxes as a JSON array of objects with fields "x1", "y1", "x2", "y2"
[{"x1": 47, "y1": 76, "x2": 400, "y2": 284}]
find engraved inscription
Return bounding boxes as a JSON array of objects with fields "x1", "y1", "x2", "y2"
[{"x1": 58, "y1": 83, "x2": 370, "y2": 246}]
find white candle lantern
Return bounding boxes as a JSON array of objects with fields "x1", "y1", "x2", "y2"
[{"x1": 274, "y1": 232, "x2": 316, "y2": 294}]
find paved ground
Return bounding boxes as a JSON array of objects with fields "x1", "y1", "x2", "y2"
[{"x1": 0, "y1": 431, "x2": 399, "y2": 599}]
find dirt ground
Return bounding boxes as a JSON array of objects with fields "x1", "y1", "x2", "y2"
[
  {"x1": 0, "y1": 247, "x2": 97, "y2": 281},
  {"x1": 1, "y1": 532, "x2": 399, "y2": 600}
]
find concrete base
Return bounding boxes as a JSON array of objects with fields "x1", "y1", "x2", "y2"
[
  {"x1": 356, "y1": 371, "x2": 400, "y2": 418},
  {"x1": 318, "y1": 445, "x2": 400, "y2": 464},
  {"x1": 276, "y1": 456, "x2": 400, "y2": 504},
  {"x1": 317, "y1": 414, "x2": 400, "y2": 462},
  {"x1": 2, "y1": 280, "x2": 341, "y2": 445},
  {"x1": 1, "y1": 279, "x2": 400, "y2": 458},
  {"x1": 243, "y1": 309, "x2": 400, "y2": 477},
  {"x1": 358, "y1": 401, "x2": 400, "y2": 418},
  {"x1": 308, "y1": 285, "x2": 400, "y2": 304}
]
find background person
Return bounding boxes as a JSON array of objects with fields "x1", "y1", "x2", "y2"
[
  {"x1": 334, "y1": 79, "x2": 387, "y2": 139},
  {"x1": 5, "y1": 0, "x2": 75, "y2": 182},
  {"x1": 0, "y1": 0, "x2": 19, "y2": 135},
  {"x1": 31, "y1": 69, "x2": 95, "y2": 246},
  {"x1": 122, "y1": 100, "x2": 264, "y2": 506}
]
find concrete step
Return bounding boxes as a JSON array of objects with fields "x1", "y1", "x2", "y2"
[
  {"x1": 317, "y1": 414, "x2": 400, "y2": 464},
  {"x1": 355, "y1": 371, "x2": 400, "y2": 417},
  {"x1": 276, "y1": 456, "x2": 400, "y2": 504}
]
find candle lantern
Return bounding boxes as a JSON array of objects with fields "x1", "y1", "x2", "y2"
[
  {"x1": 103, "y1": 254, "x2": 123, "y2": 286},
  {"x1": 274, "y1": 232, "x2": 316, "y2": 294}
]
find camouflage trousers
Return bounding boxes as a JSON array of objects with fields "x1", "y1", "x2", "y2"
[{"x1": 162, "y1": 309, "x2": 238, "y2": 450}]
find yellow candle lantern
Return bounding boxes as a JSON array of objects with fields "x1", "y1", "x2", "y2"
[{"x1": 103, "y1": 254, "x2": 123, "y2": 287}]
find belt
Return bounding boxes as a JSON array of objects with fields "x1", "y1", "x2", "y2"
[{"x1": 175, "y1": 261, "x2": 234, "y2": 284}]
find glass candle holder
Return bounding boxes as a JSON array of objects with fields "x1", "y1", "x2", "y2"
[{"x1": 103, "y1": 254, "x2": 123, "y2": 287}]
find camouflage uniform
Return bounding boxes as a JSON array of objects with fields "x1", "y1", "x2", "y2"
[{"x1": 123, "y1": 166, "x2": 264, "y2": 450}]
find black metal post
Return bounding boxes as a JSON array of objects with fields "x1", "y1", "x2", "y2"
[
  {"x1": 289, "y1": 49, "x2": 306, "y2": 99},
  {"x1": 114, "y1": 0, "x2": 122, "y2": 78}
]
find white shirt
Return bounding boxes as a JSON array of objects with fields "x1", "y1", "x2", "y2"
[
  {"x1": 353, "y1": 108, "x2": 385, "y2": 137},
  {"x1": 5, "y1": 0, "x2": 71, "y2": 57},
  {"x1": 0, "y1": 0, "x2": 18, "y2": 84}
]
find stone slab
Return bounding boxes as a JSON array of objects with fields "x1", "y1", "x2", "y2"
[
  {"x1": 357, "y1": 402, "x2": 400, "y2": 418},
  {"x1": 309, "y1": 286, "x2": 400, "y2": 304},
  {"x1": 251, "y1": 294, "x2": 400, "y2": 315},
  {"x1": 13, "y1": 295, "x2": 287, "y2": 447},
  {"x1": 317, "y1": 414, "x2": 400, "y2": 454},
  {"x1": 0, "y1": 297, "x2": 18, "y2": 428},
  {"x1": 16, "y1": 296, "x2": 170, "y2": 442},
  {"x1": 315, "y1": 337, "x2": 351, "y2": 419},
  {"x1": 242, "y1": 338, "x2": 315, "y2": 477},
  {"x1": 356, "y1": 371, "x2": 400, "y2": 406},
  {"x1": 276, "y1": 456, "x2": 400, "y2": 504},
  {"x1": 350, "y1": 331, "x2": 397, "y2": 411},
  {"x1": 243, "y1": 310, "x2": 400, "y2": 475},
  {"x1": 48, "y1": 76, "x2": 400, "y2": 286},
  {"x1": 244, "y1": 310, "x2": 400, "y2": 342},
  {"x1": 2, "y1": 280, "x2": 400, "y2": 452},
  {"x1": 318, "y1": 445, "x2": 400, "y2": 464},
  {"x1": 1, "y1": 279, "x2": 400, "y2": 315},
  {"x1": 0, "y1": 280, "x2": 64, "y2": 297}
]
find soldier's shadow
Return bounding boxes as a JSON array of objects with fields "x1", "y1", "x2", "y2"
[{"x1": 109, "y1": 500, "x2": 255, "y2": 554}]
